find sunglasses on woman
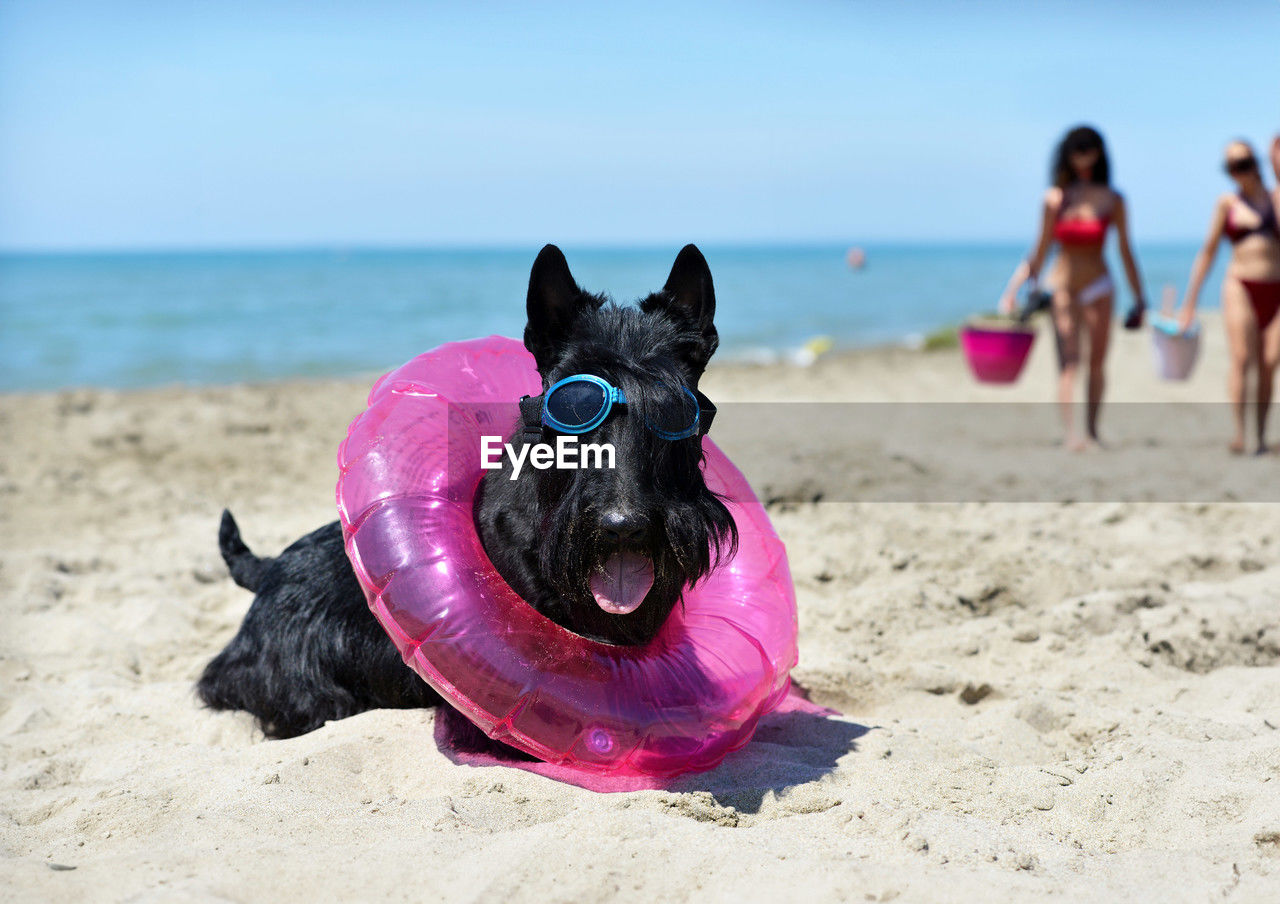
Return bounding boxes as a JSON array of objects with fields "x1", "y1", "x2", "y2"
[
  {"x1": 519, "y1": 374, "x2": 715, "y2": 441},
  {"x1": 1225, "y1": 157, "x2": 1258, "y2": 176}
]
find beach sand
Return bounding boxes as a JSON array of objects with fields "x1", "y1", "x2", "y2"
[{"x1": 3, "y1": 313, "x2": 1279, "y2": 902}]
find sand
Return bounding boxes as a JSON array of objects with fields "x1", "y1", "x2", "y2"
[{"x1": 3, "y1": 313, "x2": 1279, "y2": 902}]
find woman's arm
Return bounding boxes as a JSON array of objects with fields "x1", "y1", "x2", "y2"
[
  {"x1": 1111, "y1": 193, "x2": 1146, "y2": 325},
  {"x1": 999, "y1": 189, "x2": 1060, "y2": 314},
  {"x1": 1177, "y1": 196, "x2": 1228, "y2": 331},
  {"x1": 1272, "y1": 135, "x2": 1280, "y2": 212},
  {"x1": 998, "y1": 260, "x2": 1030, "y2": 315}
]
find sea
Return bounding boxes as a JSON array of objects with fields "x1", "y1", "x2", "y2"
[{"x1": 0, "y1": 243, "x2": 1221, "y2": 392}]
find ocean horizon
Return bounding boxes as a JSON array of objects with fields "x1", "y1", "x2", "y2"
[{"x1": 0, "y1": 242, "x2": 1222, "y2": 392}]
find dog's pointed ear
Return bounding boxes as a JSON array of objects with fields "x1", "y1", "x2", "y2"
[
  {"x1": 644, "y1": 244, "x2": 719, "y2": 376},
  {"x1": 524, "y1": 244, "x2": 597, "y2": 373}
]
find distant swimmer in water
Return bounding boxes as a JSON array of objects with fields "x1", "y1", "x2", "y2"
[
  {"x1": 846, "y1": 247, "x2": 866, "y2": 270},
  {"x1": 999, "y1": 125, "x2": 1148, "y2": 451},
  {"x1": 1175, "y1": 138, "x2": 1280, "y2": 455}
]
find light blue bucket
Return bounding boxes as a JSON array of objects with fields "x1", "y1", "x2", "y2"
[{"x1": 1150, "y1": 315, "x2": 1200, "y2": 381}]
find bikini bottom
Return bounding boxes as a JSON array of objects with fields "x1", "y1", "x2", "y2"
[
  {"x1": 1077, "y1": 274, "x2": 1114, "y2": 307},
  {"x1": 1240, "y1": 279, "x2": 1280, "y2": 331}
]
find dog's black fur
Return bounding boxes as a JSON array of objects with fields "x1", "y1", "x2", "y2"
[{"x1": 197, "y1": 245, "x2": 737, "y2": 739}]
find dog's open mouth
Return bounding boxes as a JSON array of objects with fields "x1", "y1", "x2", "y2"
[{"x1": 589, "y1": 552, "x2": 655, "y2": 615}]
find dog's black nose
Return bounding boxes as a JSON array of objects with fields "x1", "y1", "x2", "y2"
[{"x1": 601, "y1": 510, "x2": 647, "y2": 544}]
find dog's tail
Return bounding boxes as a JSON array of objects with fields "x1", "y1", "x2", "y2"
[{"x1": 218, "y1": 509, "x2": 270, "y2": 592}]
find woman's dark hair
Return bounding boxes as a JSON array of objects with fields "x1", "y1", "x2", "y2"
[
  {"x1": 1225, "y1": 138, "x2": 1268, "y2": 187},
  {"x1": 1052, "y1": 125, "x2": 1110, "y2": 188}
]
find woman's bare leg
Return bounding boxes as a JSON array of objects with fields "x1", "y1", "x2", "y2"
[
  {"x1": 1052, "y1": 289, "x2": 1083, "y2": 449},
  {"x1": 1081, "y1": 293, "x2": 1114, "y2": 444},
  {"x1": 1258, "y1": 306, "x2": 1280, "y2": 453},
  {"x1": 1222, "y1": 279, "x2": 1255, "y2": 455}
]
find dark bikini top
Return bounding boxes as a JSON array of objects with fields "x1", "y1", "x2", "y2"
[{"x1": 1224, "y1": 194, "x2": 1279, "y2": 244}]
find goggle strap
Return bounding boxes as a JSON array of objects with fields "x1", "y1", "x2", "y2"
[
  {"x1": 693, "y1": 389, "x2": 716, "y2": 435},
  {"x1": 518, "y1": 393, "x2": 546, "y2": 441}
]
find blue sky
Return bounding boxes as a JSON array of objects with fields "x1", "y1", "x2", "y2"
[{"x1": 1, "y1": 1, "x2": 1276, "y2": 250}]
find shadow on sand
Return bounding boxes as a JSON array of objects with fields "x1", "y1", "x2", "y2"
[{"x1": 677, "y1": 702, "x2": 870, "y2": 813}]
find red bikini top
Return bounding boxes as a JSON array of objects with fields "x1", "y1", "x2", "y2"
[
  {"x1": 1054, "y1": 216, "x2": 1110, "y2": 246},
  {"x1": 1053, "y1": 187, "x2": 1112, "y2": 247}
]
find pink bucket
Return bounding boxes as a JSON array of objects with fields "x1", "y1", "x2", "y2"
[{"x1": 959, "y1": 324, "x2": 1036, "y2": 384}]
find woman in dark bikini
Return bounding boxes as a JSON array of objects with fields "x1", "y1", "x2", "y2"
[
  {"x1": 1176, "y1": 138, "x2": 1280, "y2": 455},
  {"x1": 1000, "y1": 125, "x2": 1147, "y2": 451}
]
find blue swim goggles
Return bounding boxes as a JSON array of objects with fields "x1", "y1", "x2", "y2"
[{"x1": 518, "y1": 374, "x2": 716, "y2": 442}]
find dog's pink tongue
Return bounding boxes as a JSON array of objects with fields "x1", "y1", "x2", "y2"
[{"x1": 589, "y1": 552, "x2": 654, "y2": 615}]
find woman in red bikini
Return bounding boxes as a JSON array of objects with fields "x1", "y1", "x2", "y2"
[
  {"x1": 1176, "y1": 138, "x2": 1280, "y2": 455},
  {"x1": 1000, "y1": 125, "x2": 1147, "y2": 451}
]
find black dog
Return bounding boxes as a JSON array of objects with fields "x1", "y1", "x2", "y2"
[{"x1": 197, "y1": 245, "x2": 737, "y2": 739}]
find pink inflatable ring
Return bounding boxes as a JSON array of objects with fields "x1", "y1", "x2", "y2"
[{"x1": 335, "y1": 336, "x2": 798, "y2": 778}]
